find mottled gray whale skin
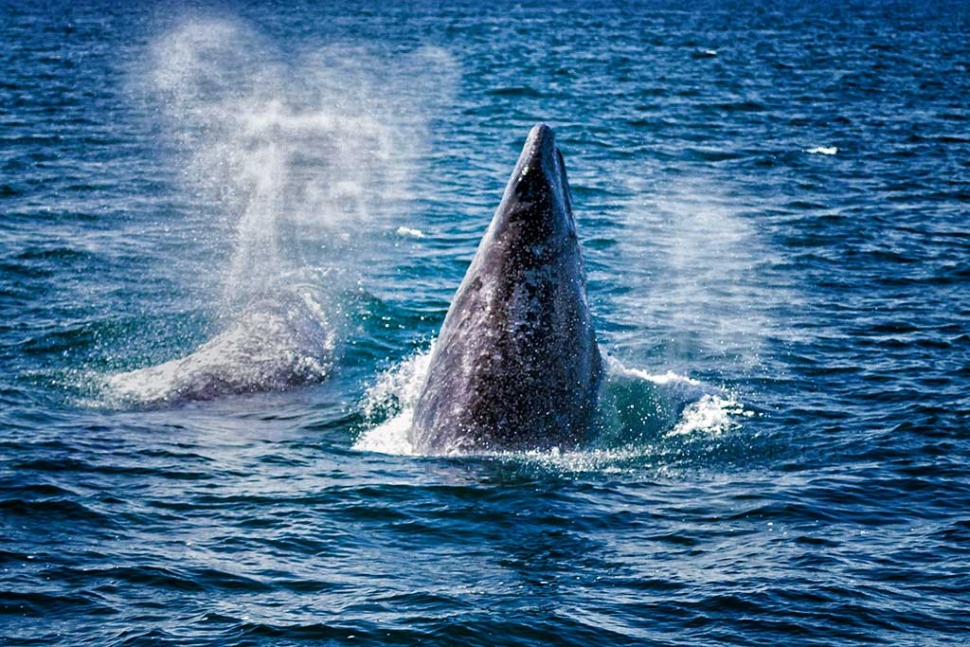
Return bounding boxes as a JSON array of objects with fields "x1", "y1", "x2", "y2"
[
  {"x1": 108, "y1": 285, "x2": 334, "y2": 406},
  {"x1": 410, "y1": 124, "x2": 602, "y2": 454}
]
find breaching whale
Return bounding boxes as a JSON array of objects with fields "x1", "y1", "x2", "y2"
[{"x1": 410, "y1": 124, "x2": 602, "y2": 454}]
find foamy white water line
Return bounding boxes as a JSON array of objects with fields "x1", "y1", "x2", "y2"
[{"x1": 353, "y1": 351, "x2": 750, "y2": 457}]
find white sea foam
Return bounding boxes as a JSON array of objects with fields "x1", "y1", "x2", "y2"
[
  {"x1": 805, "y1": 146, "x2": 838, "y2": 155},
  {"x1": 395, "y1": 226, "x2": 426, "y2": 239},
  {"x1": 603, "y1": 356, "x2": 714, "y2": 397},
  {"x1": 669, "y1": 394, "x2": 749, "y2": 436},
  {"x1": 353, "y1": 348, "x2": 434, "y2": 455}
]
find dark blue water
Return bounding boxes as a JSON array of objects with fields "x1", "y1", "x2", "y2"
[{"x1": 2, "y1": 1, "x2": 969, "y2": 645}]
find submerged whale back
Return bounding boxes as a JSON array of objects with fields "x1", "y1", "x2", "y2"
[
  {"x1": 411, "y1": 124, "x2": 601, "y2": 453},
  {"x1": 108, "y1": 286, "x2": 334, "y2": 405}
]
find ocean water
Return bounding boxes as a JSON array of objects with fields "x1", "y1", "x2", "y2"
[{"x1": 2, "y1": 1, "x2": 969, "y2": 645}]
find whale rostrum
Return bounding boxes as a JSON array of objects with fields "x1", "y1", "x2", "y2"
[{"x1": 410, "y1": 124, "x2": 602, "y2": 454}]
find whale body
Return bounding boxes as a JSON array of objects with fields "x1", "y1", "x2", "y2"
[
  {"x1": 108, "y1": 286, "x2": 334, "y2": 405},
  {"x1": 410, "y1": 124, "x2": 602, "y2": 454}
]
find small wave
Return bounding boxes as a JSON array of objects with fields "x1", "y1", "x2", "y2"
[
  {"x1": 0, "y1": 498, "x2": 117, "y2": 527},
  {"x1": 805, "y1": 146, "x2": 839, "y2": 155},
  {"x1": 669, "y1": 393, "x2": 751, "y2": 435},
  {"x1": 713, "y1": 100, "x2": 766, "y2": 113},
  {"x1": 692, "y1": 49, "x2": 718, "y2": 59},
  {"x1": 485, "y1": 86, "x2": 545, "y2": 97},
  {"x1": 0, "y1": 591, "x2": 115, "y2": 618},
  {"x1": 353, "y1": 351, "x2": 748, "y2": 459}
]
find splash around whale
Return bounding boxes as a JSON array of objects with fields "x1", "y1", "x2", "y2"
[{"x1": 409, "y1": 124, "x2": 602, "y2": 454}]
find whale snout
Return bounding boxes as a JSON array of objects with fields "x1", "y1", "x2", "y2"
[
  {"x1": 516, "y1": 123, "x2": 563, "y2": 190},
  {"x1": 497, "y1": 123, "x2": 574, "y2": 241}
]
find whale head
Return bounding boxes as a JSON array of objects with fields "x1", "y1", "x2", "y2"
[{"x1": 483, "y1": 123, "x2": 577, "y2": 267}]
